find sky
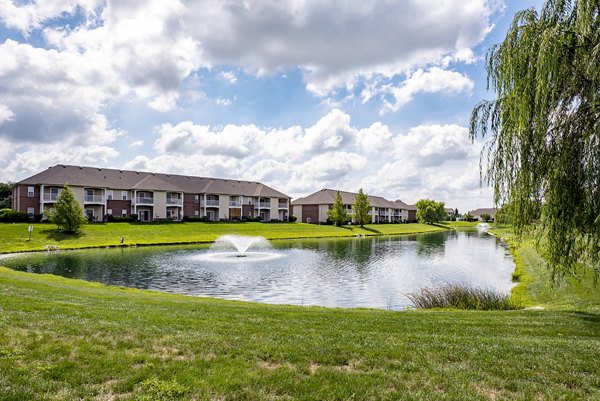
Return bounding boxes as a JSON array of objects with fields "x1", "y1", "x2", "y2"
[{"x1": 0, "y1": 0, "x2": 545, "y2": 212}]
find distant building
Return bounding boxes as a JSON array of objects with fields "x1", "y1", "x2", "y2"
[
  {"x1": 395, "y1": 199, "x2": 418, "y2": 222},
  {"x1": 468, "y1": 208, "x2": 497, "y2": 221},
  {"x1": 12, "y1": 165, "x2": 291, "y2": 222},
  {"x1": 291, "y1": 188, "x2": 413, "y2": 224}
]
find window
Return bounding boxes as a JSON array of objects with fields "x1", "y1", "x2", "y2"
[
  {"x1": 107, "y1": 209, "x2": 113, "y2": 215},
  {"x1": 194, "y1": 210, "x2": 199, "y2": 216},
  {"x1": 122, "y1": 209, "x2": 127, "y2": 217},
  {"x1": 194, "y1": 194, "x2": 199, "y2": 203},
  {"x1": 27, "y1": 207, "x2": 34, "y2": 217},
  {"x1": 122, "y1": 191, "x2": 128, "y2": 200},
  {"x1": 27, "y1": 186, "x2": 34, "y2": 197},
  {"x1": 107, "y1": 190, "x2": 113, "y2": 200}
]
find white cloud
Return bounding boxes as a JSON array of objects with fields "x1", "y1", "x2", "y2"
[
  {"x1": 382, "y1": 68, "x2": 474, "y2": 113},
  {"x1": 0, "y1": 103, "x2": 14, "y2": 124},
  {"x1": 220, "y1": 71, "x2": 238, "y2": 84}
]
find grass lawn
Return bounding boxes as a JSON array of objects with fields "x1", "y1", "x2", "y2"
[
  {"x1": 0, "y1": 267, "x2": 598, "y2": 401},
  {"x1": 489, "y1": 226, "x2": 600, "y2": 313},
  {"x1": 1, "y1": 222, "x2": 598, "y2": 399},
  {"x1": 0, "y1": 222, "x2": 445, "y2": 253}
]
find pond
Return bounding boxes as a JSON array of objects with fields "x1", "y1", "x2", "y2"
[{"x1": 2, "y1": 230, "x2": 515, "y2": 310}]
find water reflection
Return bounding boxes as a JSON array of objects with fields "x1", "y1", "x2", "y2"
[{"x1": 3, "y1": 231, "x2": 515, "y2": 310}]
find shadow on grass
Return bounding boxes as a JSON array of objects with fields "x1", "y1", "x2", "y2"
[
  {"x1": 570, "y1": 311, "x2": 600, "y2": 324},
  {"x1": 38, "y1": 228, "x2": 86, "y2": 242},
  {"x1": 361, "y1": 226, "x2": 382, "y2": 234}
]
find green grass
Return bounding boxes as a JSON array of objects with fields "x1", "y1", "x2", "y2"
[
  {"x1": 0, "y1": 267, "x2": 598, "y2": 400},
  {"x1": 1, "y1": 222, "x2": 598, "y2": 399},
  {"x1": 0, "y1": 222, "x2": 445, "y2": 253},
  {"x1": 489, "y1": 226, "x2": 600, "y2": 313}
]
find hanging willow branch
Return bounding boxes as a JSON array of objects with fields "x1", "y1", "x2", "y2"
[{"x1": 470, "y1": 0, "x2": 599, "y2": 279}]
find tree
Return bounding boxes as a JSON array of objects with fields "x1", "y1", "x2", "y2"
[
  {"x1": 352, "y1": 188, "x2": 371, "y2": 227},
  {"x1": 50, "y1": 185, "x2": 87, "y2": 233},
  {"x1": 470, "y1": 0, "x2": 599, "y2": 278},
  {"x1": 416, "y1": 199, "x2": 446, "y2": 224},
  {"x1": 327, "y1": 191, "x2": 349, "y2": 227},
  {"x1": 0, "y1": 182, "x2": 12, "y2": 209},
  {"x1": 480, "y1": 213, "x2": 492, "y2": 222}
]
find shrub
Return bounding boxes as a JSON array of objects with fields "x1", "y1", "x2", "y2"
[
  {"x1": 129, "y1": 213, "x2": 138, "y2": 222},
  {"x1": 106, "y1": 215, "x2": 137, "y2": 223},
  {"x1": 407, "y1": 284, "x2": 518, "y2": 310},
  {"x1": 0, "y1": 208, "x2": 28, "y2": 222},
  {"x1": 289, "y1": 215, "x2": 297, "y2": 222},
  {"x1": 241, "y1": 216, "x2": 262, "y2": 222},
  {"x1": 182, "y1": 216, "x2": 208, "y2": 222}
]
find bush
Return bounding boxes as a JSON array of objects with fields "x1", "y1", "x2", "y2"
[
  {"x1": 0, "y1": 208, "x2": 28, "y2": 222},
  {"x1": 182, "y1": 216, "x2": 208, "y2": 222},
  {"x1": 106, "y1": 215, "x2": 137, "y2": 223},
  {"x1": 289, "y1": 215, "x2": 297, "y2": 222},
  {"x1": 129, "y1": 213, "x2": 138, "y2": 222},
  {"x1": 241, "y1": 216, "x2": 262, "y2": 222},
  {"x1": 407, "y1": 284, "x2": 518, "y2": 310}
]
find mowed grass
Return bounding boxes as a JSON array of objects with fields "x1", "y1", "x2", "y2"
[
  {"x1": 0, "y1": 266, "x2": 598, "y2": 401},
  {"x1": 0, "y1": 222, "x2": 445, "y2": 253},
  {"x1": 489, "y1": 226, "x2": 600, "y2": 313}
]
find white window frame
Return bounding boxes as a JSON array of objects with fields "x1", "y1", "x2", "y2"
[
  {"x1": 122, "y1": 209, "x2": 127, "y2": 217},
  {"x1": 27, "y1": 186, "x2": 34, "y2": 197},
  {"x1": 107, "y1": 190, "x2": 113, "y2": 200},
  {"x1": 27, "y1": 207, "x2": 34, "y2": 217},
  {"x1": 121, "y1": 191, "x2": 128, "y2": 200},
  {"x1": 107, "y1": 209, "x2": 113, "y2": 215}
]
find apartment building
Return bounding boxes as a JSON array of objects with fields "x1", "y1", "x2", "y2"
[
  {"x1": 12, "y1": 165, "x2": 291, "y2": 222},
  {"x1": 291, "y1": 189, "x2": 412, "y2": 224}
]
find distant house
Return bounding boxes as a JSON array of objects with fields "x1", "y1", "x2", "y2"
[
  {"x1": 468, "y1": 208, "x2": 497, "y2": 221},
  {"x1": 292, "y1": 189, "x2": 411, "y2": 224},
  {"x1": 12, "y1": 164, "x2": 291, "y2": 222},
  {"x1": 445, "y1": 208, "x2": 455, "y2": 218},
  {"x1": 395, "y1": 199, "x2": 418, "y2": 223}
]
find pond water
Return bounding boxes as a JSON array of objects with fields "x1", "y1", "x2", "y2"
[{"x1": 2, "y1": 230, "x2": 515, "y2": 310}]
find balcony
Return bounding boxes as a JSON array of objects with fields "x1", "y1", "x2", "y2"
[
  {"x1": 278, "y1": 203, "x2": 288, "y2": 209},
  {"x1": 205, "y1": 199, "x2": 219, "y2": 207},
  {"x1": 229, "y1": 200, "x2": 242, "y2": 207},
  {"x1": 136, "y1": 197, "x2": 154, "y2": 205},
  {"x1": 43, "y1": 194, "x2": 59, "y2": 202},
  {"x1": 84, "y1": 195, "x2": 105, "y2": 203},
  {"x1": 258, "y1": 202, "x2": 270, "y2": 208},
  {"x1": 166, "y1": 198, "x2": 182, "y2": 206}
]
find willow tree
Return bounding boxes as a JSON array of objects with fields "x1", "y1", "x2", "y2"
[{"x1": 470, "y1": 0, "x2": 599, "y2": 278}]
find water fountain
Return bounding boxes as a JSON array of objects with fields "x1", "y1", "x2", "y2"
[
  {"x1": 196, "y1": 235, "x2": 284, "y2": 262},
  {"x1": 476, "y1": 222, "x2": 490, "y2": 232}
]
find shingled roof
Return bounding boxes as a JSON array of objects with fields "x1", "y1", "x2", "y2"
[
  {"x1": 292, "y1": 189, "x2": 410, "y2": 209},
  {"x1": 18, "y1": 165, "x2": 290, "y2": 198}
]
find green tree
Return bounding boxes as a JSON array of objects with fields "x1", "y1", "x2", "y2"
[
  {"x1": 416, "y1": 199, "x2": 446, "y2": 224},
  {"x1": 0, "y1": 182, "x2": 12, "y2": 209},
  {"x1": 470, "y1": 0, "x2": 599, "y2": 277},
  {"x1": 327, "y1": 191, "x2": 349, "y2": 227},
  {"x1": 352, "y1": 188, "x2": 371, "y2": 227},
  {"x1": 50, "y1": 185, "x2": 87, "y2": 233},
  {"x1": 480, "y1": 213, "x2": 492, "y2": 222}
]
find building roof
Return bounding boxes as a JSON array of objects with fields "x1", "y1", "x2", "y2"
[
  {"x1": 17, "y1": 164, "x2": 290, "y2": 198},
  {"x1": 468, "y1": 208, "x2": 497, "y2": 217},
  {"x1": 394, "y1": 199, "x2": 417, "y2": 211},
  {"x1": 292, "y1": 189, "x2": 409, "y2": 210}
]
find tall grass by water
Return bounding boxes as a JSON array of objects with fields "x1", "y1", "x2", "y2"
[{"x1": 408, "y1": 283, "x2": 518, "y2": 310}]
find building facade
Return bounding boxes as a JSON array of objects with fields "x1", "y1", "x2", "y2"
[
  {"x1": 12, "y1": 165, "x2": 291, "y2": 222},
  {"x1": 291, "y1": 189, "x2": 412, "y2": 224}
]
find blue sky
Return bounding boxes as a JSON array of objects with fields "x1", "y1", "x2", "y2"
[{"x1": 0, "y1": 0, "x2": 544, "y2": 211}]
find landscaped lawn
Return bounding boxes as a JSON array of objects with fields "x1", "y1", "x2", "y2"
[
  {"x1": 0, "y1": 221, "x2": 445, "y2": 253},
  {"x1": 0, "y1": 266, "x2": 598, "y2": 401},
  {"x1": 0, "y1": 222, "x2": 598, "y2": 400}
]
